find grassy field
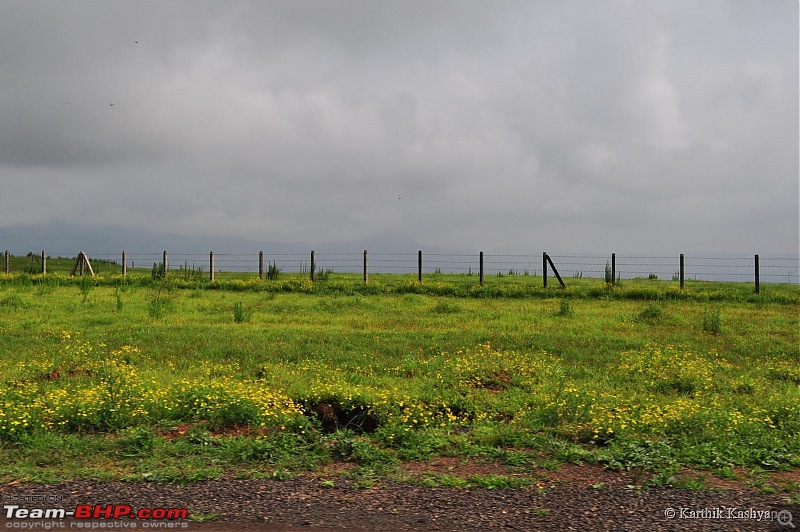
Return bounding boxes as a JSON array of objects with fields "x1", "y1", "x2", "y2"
[{"x1": 0, "y1": 270, "x2": 798, "y2": 489}]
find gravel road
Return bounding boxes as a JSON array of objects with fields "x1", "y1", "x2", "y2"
[{"x1": 2, "y1": 466, "x2": 798, "y2": 531}]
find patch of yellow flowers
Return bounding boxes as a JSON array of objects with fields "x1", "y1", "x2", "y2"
[{"x1": 1, "y1": 335, "x2": 798, "y2": 445}]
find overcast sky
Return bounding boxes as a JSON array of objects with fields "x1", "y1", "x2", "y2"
[{"x1": 1, "y1": 1, "x2": 797, "y2": 254}]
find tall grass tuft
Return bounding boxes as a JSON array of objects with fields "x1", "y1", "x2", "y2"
[
  {"x1": 233, "y1": 301, "x2": 251, "y2": 323},
  {"x1": 267, "y1": 261, "x2": 281, "y2": 281},
  {"x1": 556, "y1": 299, "x2": 574, "y2": 317},
  {"x1": 703, "y1": 308, "x2": 723, "y2": 334}
]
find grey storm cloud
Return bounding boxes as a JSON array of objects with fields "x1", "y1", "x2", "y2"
[{"x1": 0, "y1": 0, "x2": 797, "y2": 254}]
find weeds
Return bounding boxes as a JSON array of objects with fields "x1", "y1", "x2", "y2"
[
  {"x1": 147, "y1": 280, "x2": 174, "y2": 319},
  {"x1": 703, "y1": 308, "x2": 723, "y2": 334},
  {"x1": 555, "y1": 300, "x2": 574, "y2": 317},
  {"x1": 267, "y1": 261, "x2": 281, "y2": 281},
  {"x1": 636, "y1": 302, "x2": 663, "y2": 321},
  {"x1": 79, "y1": 275, "x2": 93, "y2": 304},
  {"x1": 151, "y1": 262, "x2": 166, "y2": 280},
  {"x1": 233, "y1": 301, "x2": 251, "y2": 323}
]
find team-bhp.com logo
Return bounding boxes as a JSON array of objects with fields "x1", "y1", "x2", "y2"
[{"x1": 4, "y1": 504, "x2": 188, "y2": 520}]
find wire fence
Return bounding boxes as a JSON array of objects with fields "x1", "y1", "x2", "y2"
[{"x1": 3, "y1": 249, "x2": 799, "y2": 285}]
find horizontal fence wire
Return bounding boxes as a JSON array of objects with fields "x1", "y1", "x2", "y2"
[{"x1": 1, "y1": 249, "x2": 798, "y2": 284}]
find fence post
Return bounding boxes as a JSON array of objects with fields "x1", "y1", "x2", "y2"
[
  {"x1": 611, "y1": 253, "x2": 616, "y2": 286},
  {"x1": 545, "y1": 253, "x2": 566, "y2": 288},
  {"x1": 418, "y1": 250, "x2": 423, "y2": 283},
  {"x1": 679, "y1": 254, "x2": 684, "y2": 289},
  {"x1": 79, "y1": 252, "x2": 85, "y2": 276},
  {"x1": 543, "y1": 252, "x2": 548, "y2": 288},
  {"x1": 122, "y1": 251, "x2": 127, "y2": 278},
  {"x1": 363, "y1": 250, "x2": 368, "y2": 284},
  {"x1": 479, "y1": 251, "x2": 484, "y2": 286},
  {"x1": 754, "y1": 254, "x2": 760, "y2": 294},
  {"x1": 259, "y1": 251, "x2": 264, "y2": 280},
  {"x1": 163, "y1": 250, "x2": 169, "y2": 277},
  {"x1": 3, "y1": 250, "x2": 8, "y2": 274},
  {"x1": 310, "y1": 250, "x2": 315, "y2": 282},
  {"x1": 41, "y1": 250, "x2": 46, "y2": 275},
  {"x1": 209, "y1": 251, "x2": 215, "y2": 282}
]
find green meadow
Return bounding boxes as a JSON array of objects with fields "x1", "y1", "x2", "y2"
[{"x1": 0, "y1": 270, "x2": 798, "y2": 488}]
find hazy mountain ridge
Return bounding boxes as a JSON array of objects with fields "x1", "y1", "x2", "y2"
[
  {"x1": 0, "y1": 223, "x2": 795, "y2": 261},
  {"x1": 0, "y1": 223, "x2": 437, "y2": 257}
]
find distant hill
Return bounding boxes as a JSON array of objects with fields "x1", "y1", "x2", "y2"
[
  {"x1": 0, "y1": 223, "x2": 438, "y2": 257},
  {"x1": 0, "y1": 222, "x2": 307, "y2": 256}
]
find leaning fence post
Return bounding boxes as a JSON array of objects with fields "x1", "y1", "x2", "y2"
[
  {"x1": 3, "y1": 250, "x2": 8, "y2": 274},
  {"x1": 418, "y1": 250, "x2": 423, "y2": 283},
  {"x1": 209, "y1": 251, "x2": 215, "y2": 282},
  {"x1": 679, "y1": 254, "x2": 684, "y2": 289},
  {"x1": 121, "y1": 251, "x2": 127, "y2": 278},
  {"x1": 479, "y1": 251, "x2": 484, "y2": 286},
  {"x1": 310, "y1": 250, "x2": 315, "y2": 282},
  {"x1": 41, "y1": 250, "x2": 46, "y2": 275},
  {"x1": 363, "y1": 250, "x2": 368, "y2": 284},
  {"x1": 754, "y1": 254, "x2": 760, "y2": 294},
  {"x1": 259, "y1": 251, "x2": 264, "y2": 280},
  {"x1": 545, "y1": 253, "x2": 566, "y2": 288}
]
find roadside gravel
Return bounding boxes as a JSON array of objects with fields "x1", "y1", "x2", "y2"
[{"x1": 2, "y1": 470, "x2": 798, "y2": 531}]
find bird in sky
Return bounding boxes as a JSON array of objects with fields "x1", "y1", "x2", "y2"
[
  {"x1": 109, "y1": 101, "x2": 114, "y2": 107},
  {"x1": 133, "y1": 41, "x2": 139, "y2": 44}
]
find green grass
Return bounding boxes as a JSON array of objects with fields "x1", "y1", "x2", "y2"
[{"x1": 0, "y1": 271, "x2": 798, "y2": 485}]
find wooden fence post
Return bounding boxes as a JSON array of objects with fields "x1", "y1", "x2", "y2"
[
  {"x1": 479, "y1": 251, "x2": 484, "y2": 286},
  {"x1": 259, "y1": 251, "x2": 264, "y2": 280},
  {"x1": 122, "y1": 251, "x2": 127, "y2": 278},
  {"x1": 754, "y1": 254, "x2": 760, "y2": 294},
  {"x1": 41, "y1": 250, "x2": 46, "y2": 275},
  {"x1": 543, "y1": 252, "x2": 548, "y2": 288},
  {"x1": 679, "y1": 254, "x2": 684, "y2": 289},
  {"x1": 209, "y1": 251, "x2": 215, "y2": 282},
  {"x1": 363, "y1": 250, "x2": 368, "y2": 284},
  {"x1": 3, "y1": 250, "x2": 8, "y2": 274},
  {"x1": 611, "y1": 253, "x2": 616, "y2": 286},
  {"x1": 418, "y1": 250, "x2": 423, "y2": 283},
  {"x1": 163, "y1": 250, "x2": 169, "y2": 276},
  {"x1": 310, "y1": 250, "x2": 315, "y2": 282}
]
